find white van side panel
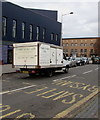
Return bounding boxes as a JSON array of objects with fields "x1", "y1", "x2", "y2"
[
  {"x1": 50, "y1": 47, "x2": 56, "y2": 65},
  {"x1": 39, "y1": 44, "x2": 50, "y2": 66},
  {"x1": 57, "y1": 48, "x2": 63, "y2": 65}
]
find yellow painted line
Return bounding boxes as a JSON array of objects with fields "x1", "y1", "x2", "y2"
[
  {"x1": 25, "y1": 87, "x2": 48, "y2": 94},
  {"x1": 16, "y1": 113, "x2": 35, "y2": 118},
  {"x1": 53, "y1": 90, "x2": 98, "y2": 118},
  {"x1": 0, "y1": 109, "x2": 21, "y2": 119},
  {"x1": 0, "y1": 105, "x2": 10, "y2": 112},
  {"x1": 37, "y1": 89, "x2": 56, "y2": 96}
]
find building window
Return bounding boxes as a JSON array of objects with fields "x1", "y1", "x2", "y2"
[
  {"x1": 66, "y1": 49, "x2": 68, "y2": 53},
  {"x1": 71, "y1": 43, "x2": 74, "y2": 46},
  {"x1": 84, "y1": 43, "x2": 87, "y2": 46},
  {"x1": 43, "y1": 28, "x2": 46, "y2": 41},
  {"x1": 66, "y1": 43, "x2": 68, "y2": 46},
  {"x1": 36, "y1": 26, "x2": 40, "y2": 41},
  {"x1": 84, "y1": 49, "x2": 87, "y2": 53},
  {"x1": 63, "y1": 49, "x2": 66, "y2": 53},
  {"x1": 22, "y1": 22, "x2": 25, "y2": 39},
  {"x1": 80, "y1": 43, "x2": 84, "y2": 46},
  {"x1": 63, "y1": 49, "x2": 68, "y2": 53},
  {"x1": 64, "y1": 49, "x2": 68, "y2": 53},
  {"x1": 80, "y1": 49, "x2": 83, "y2": 53},
  {"x1": 90, "y1": 43, "x2": 94, "y2": 46},
  {"x1": 51, "y1": 33, "x2": 54, "y2": 41},
  {"x1": 56, "y1": 34, "x2": 58, "y2": 41},
  {"x1": 29, "y1": 25, "x2": 33, "y2": 40},
  {"x1": 71, "y1": 49, "x2": 74, "y2": 53},
  {"x1": 12, "y1": 20, "x2": 17, "y2": 38},
  {"x1": 2, "y1": 17, "x2": 7, "y2": 36},
  {"x1": 75, "y1": 49, "x2": 78, "y2": 53},
  {"x1": 90, "y1": 49, "x2": 94, "y2": 53},
  {"x1": 63, "y1": 44, "x2": 65, "y2": 47},
  {"x1": 75, "y1": 43, "x2": 78, "y2": 46}
]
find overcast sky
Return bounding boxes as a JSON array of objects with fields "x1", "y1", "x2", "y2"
[{"x1": 6, "y1": 0, "x2": 99, "y2": 38}]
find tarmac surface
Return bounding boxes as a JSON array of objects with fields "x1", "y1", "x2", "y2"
[{"x1": 0, "y1": 64, "x2": 99, "y2": 119}]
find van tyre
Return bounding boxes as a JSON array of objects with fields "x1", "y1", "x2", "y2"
[
  {"x1": 63, "y1": 67, "x2": 69, "y2": 73},
  {"x1": 46, "y1": 69, "x2": 54, "y2": 77},
  {"x1": 29, "y1": 73, "x2": 35, "y2": 77}
]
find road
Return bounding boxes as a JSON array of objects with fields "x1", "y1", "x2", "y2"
[{"x1": 0, "y1": 64, "x2": 99, "y2": 119}]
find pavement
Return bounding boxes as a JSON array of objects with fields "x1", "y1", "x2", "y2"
[{"x1": 0, "y1": 64, "x2": 18, "y2": 76}]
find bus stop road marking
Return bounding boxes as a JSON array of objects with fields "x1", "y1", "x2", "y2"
[
  {"x1": 52, "y1": 90, "x2": 98, "y2": 119},
  {"x1": 0, "y1": 109, "x2": 21, "y2": 119}
]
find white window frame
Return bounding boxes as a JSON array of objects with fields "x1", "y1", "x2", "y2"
[
  {"x1": 36, "y1": 26, "x2": 40, "y2": 41},
  {"x1": 22, "y1": 22, "x2": 25, "y2": 39},
  {"x1": 51, "y1": 33, "x2": 54, "y2": 41},
  {"x1": 30, "y1": 24, "x2": 33, "y2": 40},
  {"x1": 43, "y1": 28, "x2": 46, "y2": 41},
  {"x1": 12, "y1": 19, "x2": 17, "y2": 38},
  {"x1": 2, "y1": 17, "x2": 7, "y2": 36},
  {"x1": 56, "y1": 34, "x2": 58, "y2": 41}
]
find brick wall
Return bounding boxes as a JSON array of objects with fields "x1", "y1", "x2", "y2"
[{"x1": 62, "y1": 37, "x2": 100, "y2": 57}]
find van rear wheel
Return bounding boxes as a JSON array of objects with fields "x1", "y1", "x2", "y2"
[
  {"x1": 46, "y1": 69, "x2": 54, "y2": 77},
  {"x1": 29, "y1": 73, "x2": 35, "y2": 77}
]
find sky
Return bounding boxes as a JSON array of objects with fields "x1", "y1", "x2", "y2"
[{"x1": 4, "y1": 0, "x2": 99, "y2": 38}]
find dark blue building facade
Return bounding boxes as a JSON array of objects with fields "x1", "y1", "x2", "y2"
[{"x1": 1, "y1": 2, "x2": 61, "y2": 64}]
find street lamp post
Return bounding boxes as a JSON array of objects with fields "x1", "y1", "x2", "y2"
[{"x1": 60, "y1": 12, "x2": 73, "y2": 46}]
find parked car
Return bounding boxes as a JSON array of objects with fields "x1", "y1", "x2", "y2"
[
  {"x1": 82, "y1": 57, "x2": 89, "y2": 64},
  {"x1": 75, "y1": 57, "x2": 85, "y2": 66},
  {"x1": 88, "y1": 57, "x2": 92, "y2": 64},
  {"x1": 92, "y1": 57, "x2": 100, "y2": 64},
  {"x1": 66, "y1": 57, "x2": 77, "y2": 67}
]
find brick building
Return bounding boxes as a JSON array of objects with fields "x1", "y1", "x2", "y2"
[{"x1": 62, "y1": 37, "x2": 100, "y2": 57}]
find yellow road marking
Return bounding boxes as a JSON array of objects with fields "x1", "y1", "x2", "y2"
[
  {"x1": 0, "y1": 109, "x2": 21, "y2": 119},
  {"x1": 53, "y1": 90, "x2": 98, "y2": 118},
  {"x1": 25, "y1": 87, "x2": 48, "y2": 94},
  {"x1": 42, "y1": 91, "x2": 65, "y2": 99},
  {"x1": 0, "y1": 105, "x2": 10, "y2": 112},
  {"x1": 16, "y1": 113, "x2": 35, "y2": 118},
  {"x1": 37, "y1": 89, "x2": 56, "y2": 96}
]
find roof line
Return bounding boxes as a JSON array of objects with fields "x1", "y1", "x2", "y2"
[{"x1": 62, "y1": 37, "x2": 100, "y2": 39}]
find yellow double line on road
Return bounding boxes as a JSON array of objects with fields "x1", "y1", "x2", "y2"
[
  {"x1": 0, "y1": 109, "x2": 21, "y2": 119},
  {"x1": 52, "y1": 90, "x2": 99, "y2": 119}
]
